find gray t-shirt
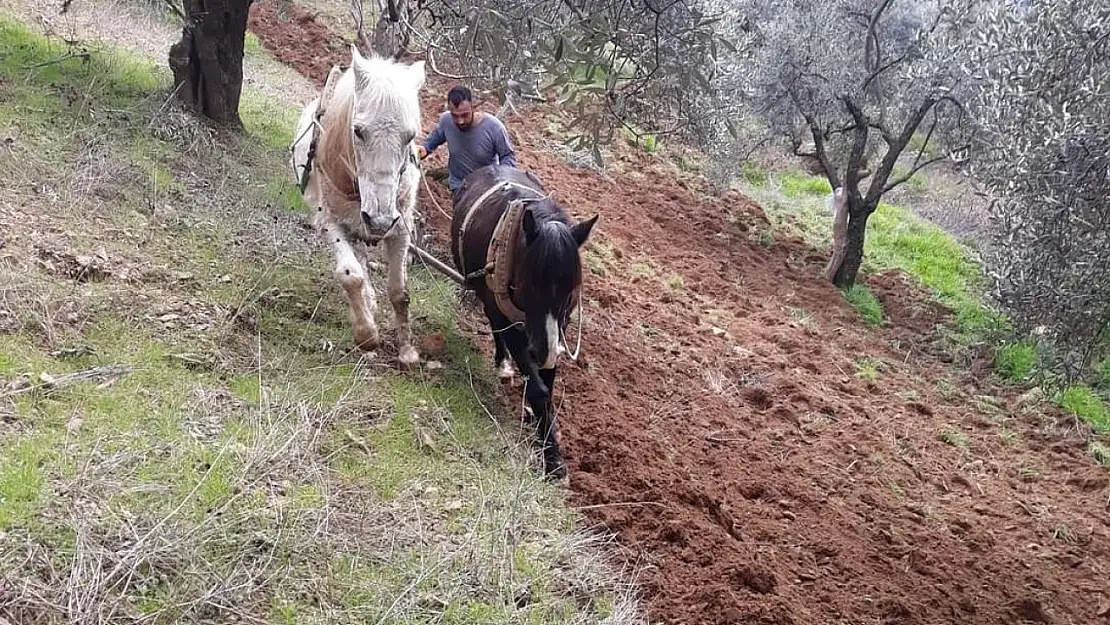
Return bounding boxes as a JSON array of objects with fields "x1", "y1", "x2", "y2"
[{"x1": 422, "y1": 112, "x2": 517, "y2": 190}]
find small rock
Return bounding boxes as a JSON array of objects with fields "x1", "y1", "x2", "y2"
[
  {"x1": 420, "y1": 332, "x2": 447, "y2": 357},
  {"x1": 1016, "y1": 387, "x2": 1044, "y2": 407},
  {"x1": 426, "y1": 360, "x2": 444, "y2": 371},
  {"x1": 444, "y1": 500, "x2": 465, "y2": 511},
  {"x1": 423, "y1": 486, "x2": 441, "y2": 499}
]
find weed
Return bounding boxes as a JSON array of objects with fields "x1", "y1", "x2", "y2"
[
  {"x1": 787, "y1": 307, "x2": 814, "y2": 328},
  {"x1": 666, "y1": 274, "x2": 685, "y2": 292},
  {"x1": 631, "y1": 262, "x2": 656, "y2": 278},
  {"x1": 854, "y1": 357, "x2": 882, "y2": 382},
  {"x1": 1058, "y1": 385, "x2": 1110, "y2": 433},
  {"x1": 843, "y1": 284, "x2": 883, "y2": 327},
  {"x1": 995, "y1": 340, "x2": 1038, "y2": 384},
  {"x1": 585, "y1": 241, "x2": 615, "y2": 277},
  {"x1": 936, "y1": 377, "x2": 959, "y2": 400},
  {"x1": 244, "y1": 31, "x2": 264, "y2": 57},
  {"x1": 865, "y1": 201, "x2": 1006, "y2": 345},
  {"x1": 939, "y1": 425, "x2": 970, "y2": 449},
  {"x1": 741, "y1": 161, "x2": 767, "y2": 187},
  {"x1": 1089, "y1": 441, "x2": 1110, "y2": 468}
]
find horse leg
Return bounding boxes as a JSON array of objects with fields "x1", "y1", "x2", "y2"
[
  {"x1": 493, "y1": 333, "x2": 514, "y2": 382},
  {"x1": 384, "y1": 227, "x2": 419, "y2": 367},
  {"x1": 501, "y1": 329, "x2": 566, "y2": 480},
  {"x1": 481, "y1": 298, "x2": 515, "y2": 382},
  {"x1": 323, "y1": 221, "x2": 379, "y2": 350},
  {"x1": 535, "y1": 366, "x2": 565, "y2": 479}
]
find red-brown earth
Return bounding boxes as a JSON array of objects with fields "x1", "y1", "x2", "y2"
[{"x1": 247, "y1": 3, "x2": 1110, "y2": 623}]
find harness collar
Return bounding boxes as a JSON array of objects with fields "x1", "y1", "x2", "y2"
[{"x1": 454, "y1": 179, "x2": 548, "y2": 325}]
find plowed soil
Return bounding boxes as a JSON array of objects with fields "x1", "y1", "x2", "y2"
[{"x1": 247, "y1": 3, "x2": 1110, "y2": 623}]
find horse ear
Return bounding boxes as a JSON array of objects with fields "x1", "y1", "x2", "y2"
[
  {"x1": 522, "y1": 208, "x2": 539, "y2": 244},
  {"x1": 570, "y1": 213, "x2": 599, "y2": 248},
  {"x1": 409, "y1": 60, "x2": 427, "y2": 90},
  {"x1": 350, "y1": 45, "x2": 367, "y2": 84}
]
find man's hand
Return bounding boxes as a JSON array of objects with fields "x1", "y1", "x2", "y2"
[{"x1": 416, "y1": 146, "x2": 428, "y2": 160}]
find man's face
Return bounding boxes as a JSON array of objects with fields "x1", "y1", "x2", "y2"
[{"x1": 449, "y1": 100, "x2": 475, "y2": 130}]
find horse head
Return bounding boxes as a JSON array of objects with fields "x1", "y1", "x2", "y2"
[
  {"x1": 347, "y1": 45, "x2": 425, "y2": 237},
  {"x1": 514, "y1": 200, "x2": 599, "y2": 370}
]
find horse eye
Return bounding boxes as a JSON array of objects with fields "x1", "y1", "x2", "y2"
[{"x1": 353, "y1": 125, "x2": 366, "y2": 141}]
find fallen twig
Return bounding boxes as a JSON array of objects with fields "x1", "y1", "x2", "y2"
[{"x1": 2, "y1": 365, "x2": 133, "y2": 398}]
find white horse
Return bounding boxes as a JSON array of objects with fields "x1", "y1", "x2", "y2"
[{"x1": 290, "y1": 46, "x2": 426, "y2": 367}]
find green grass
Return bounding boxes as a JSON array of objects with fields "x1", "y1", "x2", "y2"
[
  {"x1": 864, "y1": 201, "x2": 1003, "y2": 339},
  {"x1": 736, "y1": 167, "x2": 1006, "y2": 359},
  {"x1": 843, "y1": 284, "x2": 883, "y2": 327},
  {"x1": 779, "y1": 171, "x2": 831, "y2": 198},
  {"x1": 1059, "y1": 385, "x2": 1110, "y2": 434},
  {"x1": 995, "y1": 340, "x2": 1038, "y2": 384},
  {"x1": 0, "y1": 16, "x2": 633, "y2": 624}
]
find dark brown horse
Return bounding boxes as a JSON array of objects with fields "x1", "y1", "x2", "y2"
[{"x1": 450, "y1": 164, "x2": 598, "y2": 479}]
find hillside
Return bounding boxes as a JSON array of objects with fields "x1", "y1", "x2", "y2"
[
  {"x1": 246, "y1": 2, "x2": 1110, "y2": 623},
  {"x1": 2, "y1": 0, "x2": 1109, "y2": 623}
]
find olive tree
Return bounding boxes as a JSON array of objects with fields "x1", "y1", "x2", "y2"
[
  {"x1": 965, "y1": 0, "x2": 1110, "y2": 378},
  {"x1": 405, "y1": 0, "x2": 727, "y2": 165},
  {"x1": 167, "y1": 0, "x2": 254, "y2": 127},
  {"x1": 716, "y1": 0, "x2": 979, "y2": 287}
]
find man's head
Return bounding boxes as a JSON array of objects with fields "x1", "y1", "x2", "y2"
[{"x1": 447, "y1": 85, "x2": 476, "y2": 130}]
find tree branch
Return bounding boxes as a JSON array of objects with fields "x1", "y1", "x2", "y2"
[
  {"x1": 791, "y1": 89, "x2": 840, "y2": 190},
  {"x1": 864, "y1": 96, "x2": 937, "y2": 206},
  {"x1": 840, "y1": 95, "x2": 870, "y2": 205}
]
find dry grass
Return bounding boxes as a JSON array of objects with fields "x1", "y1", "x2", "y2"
[{"x1": 0, "y1": 16, "x2": 642, "y2": 624}]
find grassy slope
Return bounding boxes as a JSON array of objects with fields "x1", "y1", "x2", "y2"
[
  {"x1": 0, "y1": 17, "x2": 635, "y2": 624},
  {"x1": 732, "y1": 166, "x2": 1110, "y2": 456}
]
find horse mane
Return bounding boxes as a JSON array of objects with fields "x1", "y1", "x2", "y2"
[
  {"x1": 521, "y1": 200, "x2": 582, "y2": 320},
  {"x1": 314, "y1": 55, "x2": 422, "y2": 198},
  {"x1": 316, "y1": 85, "x2": 357, "y2": 197}
]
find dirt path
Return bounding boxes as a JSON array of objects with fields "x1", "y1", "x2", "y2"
[{"x1": 244, "y1": 3, "x2": 1109, "y2": 623}]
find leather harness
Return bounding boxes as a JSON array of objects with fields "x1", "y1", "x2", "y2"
[{"x1": 456, "y1": 180, "x2": 548, "y2": 324}]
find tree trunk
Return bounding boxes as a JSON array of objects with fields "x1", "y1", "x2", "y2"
[
  {"x1": 168, "y1": 0, "x2": 253, "y2": 127},
  {"x1": 830, "y1": 198, "x2": 873, "y2": 289},
  {"x1": 825, "y1": 187, "x2": 848, "y2": 283},
  {"x1": 366, "y1": 0, "x2": 409, "y2": 59}
]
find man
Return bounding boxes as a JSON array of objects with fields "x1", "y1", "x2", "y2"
[{"x1": 417, "y1": 86, "x2": 517, "y2": 197}]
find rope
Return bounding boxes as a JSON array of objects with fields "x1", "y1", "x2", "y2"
[{"x1": 560, "y1": 291, "x2": 584, "y2": 361}]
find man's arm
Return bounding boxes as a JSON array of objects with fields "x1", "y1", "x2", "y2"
[
  {"x1": 492, "y1": 121, "x2": 517, "y2": 167},
  {"x1": 422, "y1": 116, "x2": 447, "y2": 156}
]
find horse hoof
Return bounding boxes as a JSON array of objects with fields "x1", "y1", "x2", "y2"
[
  {"x1": 354, "y1": 328, "x2": 381, "y2": 351},
  {"x1": 544, "y1": 461, "x2": 568, "y2": 485},
  {"x1": 497, "y1": 359, "x2": 514, "y2": 382},
  {"x1": 543, "y1": 448, "x2": 567, "y2": 482},
  {"x1": 398, "y1": 345, "x2": 420, "y2": 368}
]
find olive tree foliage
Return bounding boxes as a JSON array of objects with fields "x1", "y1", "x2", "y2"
[
  {"x1": 710, "y1": 0, "x2": 981, "y2": 288},
  {"x1": 402, "y1": 0, "x2": 729, "y2": 165},
  {"x1": 964, "y1": 0, "x2": 1110, "y2": 379}
]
